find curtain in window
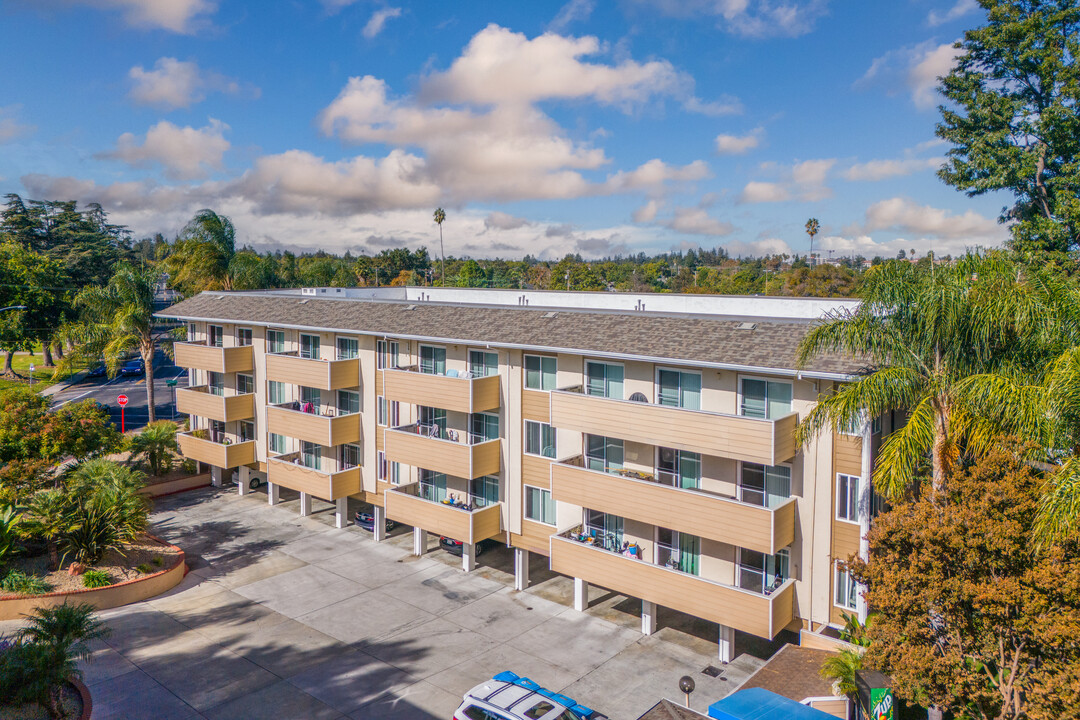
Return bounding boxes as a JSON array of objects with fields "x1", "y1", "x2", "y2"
[{"x1": 678, "y1": 533, "x2": 700, "y2": 575}]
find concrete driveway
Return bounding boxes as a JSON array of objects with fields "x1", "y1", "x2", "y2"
[{"x1": 1, "y1": 487, "x2": 767, "y2": 719}]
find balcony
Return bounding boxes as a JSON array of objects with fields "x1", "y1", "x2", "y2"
[
  {"x1": 265, "y1": 352, "x2": 360, "y2": 391},
  {"x1": 266, "y1": 402, "x2": 362, "y2": 446},
  {"x1": 550, "y1": 529, "x2": 795, "y2": 639},
  {"x1": 549, "y1": 387, "x2": 797, "y2": 465},
  {"x1": 173, "y1": 342, "x2": 253, "y2": 373},
  {"x1": 175, "y1": 385, "x2": 255, "y2": 423},
  {"x1": 384, "y1": 483, "x2": 502, "y2": 544},
  {"x1": 550, "y1": 457, "x2": 795, "y2": 555},
  {"x1": 176, "y1": 430, "x2": 255, "y2": 469},
  {"x1": 384, "y1": 424, "x2": 501, "y2": 479},
  {"x1": 267, "y1": 452, "x2": 361, "y2": 500},
  {"x1": 382, "y1": 366, "x2": 500, "y2": 414}
]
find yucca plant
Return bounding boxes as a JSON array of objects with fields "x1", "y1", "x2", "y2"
[{"x1": 126, "y1": 421, "x2": 179, "y2": 476}]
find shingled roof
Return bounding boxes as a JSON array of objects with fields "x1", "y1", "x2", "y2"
[{"x1": 158, "y1": 291, "x2": 864, "y2": 378}]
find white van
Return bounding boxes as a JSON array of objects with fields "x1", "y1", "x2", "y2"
[{"x1": 453, "y1": 672, "x2": 607, "y2": 720}]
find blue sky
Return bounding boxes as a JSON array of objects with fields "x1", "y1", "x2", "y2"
[{"x1": 0, "y1": 0, "x2": 1010, "y2": 259}]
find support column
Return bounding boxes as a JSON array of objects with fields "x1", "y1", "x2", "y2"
[
  {"x1": 210, "y1": 466, "x2": 224, "y2": 488},
  {"x1": 514, "y1": 548, "x2": 530, "y2": 591},
  {"x1": 237, "y1": 467, "x2": 250, "y2": 496},
  {"x1": 462, "y1": 542, "x2": 476, "y2": 573},
  {"x1": 641, "y1": 600, "x2": 657, "y2": 636},
  {"x1": 335, "y1": 498, "x2": 349, "y2": 529},
  {"x1": 299, "y1": 492, "x2": 312, "y2": 517},
  {"x1": 372, "y1": 505, "x2": 387, "y2": 542},
  {"x1": 573, "y1": 578, "x2": 589, "y2": 612},
  {"x1": 718, "y1": 624, "x2": 735, "y2": 663},
  {"x1": 412, "y1": 527, "x2": 427, "y2": 556},
  {"x1": 267, "y1": 482, "x2": 279, "y2": 506}
]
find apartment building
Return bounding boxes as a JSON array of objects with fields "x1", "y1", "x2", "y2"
[{"x1": 160, "y1": 287, "x2": 879, "y2": 660}]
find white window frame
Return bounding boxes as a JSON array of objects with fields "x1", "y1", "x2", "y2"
[
  {"x1": 377, "y1": 395, "x2": 399, "y2": 427},
  {"x1": 523, "y1": 354, "x2": 557, "y2": 391},
  {"x1": 268, "y1": 432, "x2": 288, "y2": 455},
  {"x1": 654, "y1": 366, "x2": 703, "y2": 409},
  {"x1": 236, "y1": 327, "x2": 252, "y2": 346},
  {"x1": 208, "y1": 324, "x2": 224, "y2": 348},
  {"x1": 266, "y1": 329, "x2": 286, "y2": 354},
  {"x1": 419, "y1": 344, "x2": 447, "y2": 375},
  {"x1": 299, "y1": 333, "x2": 321, "y2": 360},
  {"x1": 377, "y1": 339, "x2": 400, "y2": 370},
  {"x1": 467, "y1": 347, "x2": 500, "y2": 378},
  {"x1": 524, "y1": 485, "x2": 556, "y2": 526},
  {"x1": 335, "y1": 335, "x2": 359, "y2": 360},
  {"x1": 834, "y1": 561, "x2": 859, "y2": 611},
  {"x1": 737, "y1": 460, "x2": 793, "y2": 507},
  {"x1": 236, "y1": 373, "x2": 254, "y2": 395},
  {"x1": 737, "y1": 374, "x2": 794, "y2": 420},
  {"x1": 584, "y1": 359, "x2": 625, "y2": 400},
  {"x1": 187, "y1": 323, "x2": 197, "y2": 342},
  {"x1": 523, "y1": 420, "x2": 557, "y2": 459},
  {"x1": 376, "y1": 450, "x2": 400, "y2": 484},
  {"x1": 836, "y1": 473, "x2": 861, "y2": 524}
]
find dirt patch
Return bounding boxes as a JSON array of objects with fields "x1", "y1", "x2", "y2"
[
  {"x1": 0, "y1": 681, "x2": 82, "y2": 720},
  {"x1": 2, "y1": 535, "x2": 182, "y2": 597}
]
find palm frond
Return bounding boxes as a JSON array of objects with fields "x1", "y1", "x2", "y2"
[
  {"x1": 796, "y1": 367, "x2": 926, "y2": 446},
  {"x1": 1034, "y1": 457, "x2": 1080, "y2": 549},
  {"x1": 873, "y1": 396, "x2": 936, "y2": 501}
]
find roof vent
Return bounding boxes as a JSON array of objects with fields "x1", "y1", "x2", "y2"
[
  {"x1": 405, "y1": 304, "x2": 418, "y2": 311},
  {"x1": 542, "y1": 311, "x2": 558, "y2": 319},
  {"x1": 298, "y1": 299, "x2": 309, "y2": 305},
  {"x1": 736, "y1": 322, "x2": 757, "y2": 330},
  {"x1": 215, "y1": 295, "x2": 224, "y2": 300}
]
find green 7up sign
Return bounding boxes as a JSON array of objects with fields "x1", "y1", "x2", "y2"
[{"x1": 869, "y1": 687, "x2": 893, "y2": 720}]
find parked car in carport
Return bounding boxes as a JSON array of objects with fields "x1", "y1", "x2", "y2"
[
  {"x1": 439, "y1": 536, "x2": 500, "y2": 557},
  {"x1": 355, "y1": 511, "x2": 397, "y2": 533}
]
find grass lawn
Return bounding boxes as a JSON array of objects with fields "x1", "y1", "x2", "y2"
[{"x1": 0, "y1": 350, "x2": 78, "y2": 393}]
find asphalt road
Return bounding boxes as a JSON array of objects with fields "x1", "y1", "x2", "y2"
[{"x1": 48, "y1": 349, "x2": 189, "y2": 433}]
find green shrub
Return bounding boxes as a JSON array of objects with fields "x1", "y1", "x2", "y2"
[
  {"x1": 0, "y1": 504, "x2": 23, "y2": 572},
  {"x1": 135, "y1": 563, "x2": 152, "y2": 574},
  {"x1": 59, "y1": 460, "x2": 149, "y2": 566},
  {"x1": 0, "y1": 569, "x2": 52, "y2": 596},
  {"x1": 81, "y1": 569, "x2": 112, "y2": 588},
  {"x1": 151, "y1": 555, "x2": 164, "y2": 567},
  {"x1": 127, "y1": 421, "x2": 179, "y2": 476},
  {"x1": 0, "y1": 640, "x2": 61, "y2": 710}
]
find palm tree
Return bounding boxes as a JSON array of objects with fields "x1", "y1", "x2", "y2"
[
  {"x1": 805, "y1": 218, "x2": 819, "y2": 264},
  {"x1": 796, "y1": 254, "x2": 1066, "y2": 500},
  {"x1": 127, "y1": 420, "x2": 179, "y2": 476},
  {"x1": 15, "y1": 603, "x2": 108, "y2": 718},
  {"x1": 820, "y1": 648, "x2": 864, "y2": 701},
  {"x1": 162, "y1": 209, "x2": 237, "y2": 295},
  {"x1": 433, "y1": 207, "x2": 446, "y2": 286},
  {"x1": 55, "y1": 263, "x2": 170, "y2": 423}
]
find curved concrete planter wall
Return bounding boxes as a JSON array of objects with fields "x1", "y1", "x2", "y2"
[
  {"x1": 72, "y1": 677, "x2": 93, "y2": 720},
  {"x1": 0, "y1": 536, "x2": 186, "y2": 621}
]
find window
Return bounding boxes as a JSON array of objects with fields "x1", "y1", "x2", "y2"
[
  {"x1": 657, "y1": 527, "x2": 700, "y2": 575},
  {"x1": 340, "y1": 444, "x2": 360, "y2": 470},
  {"x1": 524, "y1": 702, "x2": 556, "y2": 720},
  {"x1": 186, "y1": 323, "x2": 196, "y2": 342},
  {"x1": 300, "y1": 441, "x2": 321, "y2": 470},
  {"x1": 470, "y1": 476, "x2": 499, "y2": 507},
  {"x1": 524, "y1": 421, "x2": 556, "y2": 458},
  {"x1": 377, "y1": 396, "x2": 399, "y2": 427},
  {"x1": 419, "y1": 470, "x2": 447, "y2": 502},
  {"x1": 299, "y1": 333, "x2": 321, "y2": 360},
  {"x1": 657, "y1": 369, "x2": 701, "y2": 410},
  {"x1": 836, "y1": 473, "x2": 860, "y2": 523},
  {"x1": 739, "y1": 378, "x2": 792, "y2": 420},
  {"x1": 872, "y1": 415, "x2": 882, "y2": 436},
  {"x1": 468, "y1": 349, "x2": 498, "y2": 377},
  {"x1": 525, "y1": 486, "x2": 556, "y2": 525},
  {"x1": 419, "y1": 406, "x2": 446, "y2": 435},
  {"x1": 839, "y1": 415, "x2": 861, "y2": 436},
  {"x1": 377, "y1": 340, "x2": 399, "y2": 369},
  {"x1": 738, "y1": 548, "x2": 789, "y2": 594},
  {"x1": 336, "y1": 336, "x2": 359, "y2": 360},
  {"x1": 835, "y1": 563, "x2": 858, "y2": 610},
  {"x1": 585, "y1": 510, "x2": 623, "y2": 548},
  {"x1": 585, "y1": 434, "x2": 623, "y2": 473},
  {"x1": 337, "y1": 390, "x2": 360, "y2": 416},
  {"x1": 300, "y1": 386, "x2": 322, "y2": 411},
  {"x1": 267, "y1": 329, "x2": 285, "y2": 354},
  {"x1": 207, "y1": 371, "x2": 224, "y2": 396},
  {"x1": 268, "y1": 380, "x2": 287, "y2": 405},
  {"x1": 462, "y1": 705, "x2": 512, "y2": 720},
  {"x1": 239, "y1": 421, "x2": 255, "y2": 443},
  {"x1": 236, "y1": 328, "x2": 252, "y2": 346},
  {"x1": 208, "y1": 325, "x2": 224, "y2": 348},
  {"x1": 657, "y1": 448, "x2": 701, "y2": 489},
  {"x1": 585, "y1": 361, "x2": 623, "y2": 399},
  {"x1": 376, "y1": 451, "x2": 401, "y2": 484},
  {"x1": 419, "y1": 345, "x2": 446, "y2": 375},
  {"x1": 208, "y1": 420, "x2": 225, "y2": 443},
  {"x1": 470, "y1": 412, "x2": 499, "y2": 442},
  {"x1": 740, "y1": 463, "x2": 791, "y2": 508},
  {"x1": 237, "y1": 374, "x2": 254, "y2": 395},
  {"x1": 268, "y1": 432, "x2": 287, "y2": 455},
  {"x1": 524, "y1": 355, "x2": 556, "y2": 391}
]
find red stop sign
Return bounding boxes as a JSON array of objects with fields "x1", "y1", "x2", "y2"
[{"x1": 117, "y1": 394, "x2": 129, "y2": 407}]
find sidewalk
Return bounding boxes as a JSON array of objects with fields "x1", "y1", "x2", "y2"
[{"x1": 39, "y1": 369, "x2": 89, "y2": 397}]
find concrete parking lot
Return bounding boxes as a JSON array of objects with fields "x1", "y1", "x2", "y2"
[{"x1": 1, "y1": 487, "x2": 769, "y2": 719}]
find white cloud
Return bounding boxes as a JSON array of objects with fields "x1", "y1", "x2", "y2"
[
  {"x1": 601, "y1": 159, "x2": 710, "y2": 194},
  {"x1": 632, "y1": 199, "x2": 661, "y2": 223},
  {"x1": 128, "y1": 57, "x2": 255, "y2": 110},
  {"x1": 856, "y1": 197, "x2": 1007, "y2": 243},
  {"x1": 100, "y1": 119, "x2": 230, "y2": 180},
  {"x1": 715, "y1": 128, "x2": 762, "y2": 155},
  {"x1": 320, "y1": 0, "x2": 360, "y2": 13},
  {"x1": 928, "y1": 0, "x2": 978, "y2": 26},
  {"x1": 45, "y1": 0, "x2": 216, "y2": 33},
  {"x1": 362, "y1": 7, "x2": 402, "y2": 38},
  {"x1": 483, "y1": 211, "x2": 532, "y2": 231},
  {"x1": 738, "y1": 158, "x2": 835, "y2": 203},
  {"x1": 723, "y1": 237, "x2": 793, "y2": 256},
  {"x1": 0, "y1": 105, "x2": 34, "y2": 143},
  {"x1": 858, "y1": 41, "x2": 962, "y2": 110},
  {"x1": 548, "y1": 0, "x2": 595, "y2": 32},
  {"x1": 661, "y1": 206, "x2": 735, "y2": 236},
  {"x1": 844, "y1": 156, "x2": 943, "y2": 182},
  {"x1": 628, "y1": 0, "x2": 828, "y2": 38}
]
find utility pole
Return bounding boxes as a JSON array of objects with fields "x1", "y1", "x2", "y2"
[{"x1": 566, "y1": 270, "x2": 570, "y2": 292}]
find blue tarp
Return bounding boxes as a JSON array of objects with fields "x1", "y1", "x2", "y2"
[{"x1": 708, "y1": 688, "x2": 837, "y2": 720}]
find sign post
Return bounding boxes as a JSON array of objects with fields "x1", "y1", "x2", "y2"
[{"x1": 117, "y1": 394, "x2": 129, "y2": 433}]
